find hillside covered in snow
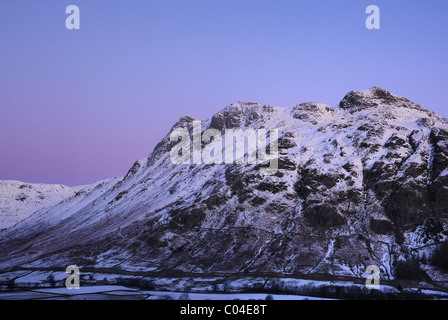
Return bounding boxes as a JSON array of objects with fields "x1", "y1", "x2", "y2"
[{"x1": 0, "y1": 181, "x2": 78, "y2": 229}]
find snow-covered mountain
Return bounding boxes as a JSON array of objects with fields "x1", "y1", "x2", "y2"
[
  {"x1": 1, "y1": 87, "x2": 447, "y2": 282},
  {"x1": 0, "y1": 181, "x2": 78, "y2": 230}
]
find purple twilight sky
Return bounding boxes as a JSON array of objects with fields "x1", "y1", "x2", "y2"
[{"x1": 1, "y1": 0, "x2": 448, "y2": 186}]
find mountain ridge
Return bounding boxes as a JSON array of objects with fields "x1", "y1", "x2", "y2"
[{"x1": 1, "y1": 87, "x2": 447, "y2": 283}]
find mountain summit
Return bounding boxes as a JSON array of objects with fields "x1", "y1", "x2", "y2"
[{"x1": 1, "y1": 88, "x2": 447, "y2": 282}]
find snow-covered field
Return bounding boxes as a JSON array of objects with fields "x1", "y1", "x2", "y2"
[
  {"x1": 0, "y1": 285, "x2": 328, "y2": 300},
  {"x1": 1, "y1": 270, "x2": 448, "y2": 300}
]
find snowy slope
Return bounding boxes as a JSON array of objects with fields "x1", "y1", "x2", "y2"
[{"x1": 0, "y1": 181, "x2": 77, "y2": 229}]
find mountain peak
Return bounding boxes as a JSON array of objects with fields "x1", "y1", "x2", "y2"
[
  {"x1": 339, "y1": 86, "x2": 429, "y2": 114},
  {"x1": 236, "y1": 101, "x2": 261, "y2": 107},
  {"x1": 171, "y1": 114, "x2": 197, "y2": 130},
  {"x1": 209, "y1": 101, "x2": 276, "y2": 130}
]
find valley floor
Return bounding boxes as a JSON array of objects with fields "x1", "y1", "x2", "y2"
[
  {"x1": 1, "y1": 268, "x2": 448, "y2": 300},
  {"x1": 0, "y1": 285, "x2": 328, "y2": 300}
]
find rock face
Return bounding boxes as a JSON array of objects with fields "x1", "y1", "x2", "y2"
[{"x1": 0, "y1": 87, "x2": 448, "y2": 281}]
